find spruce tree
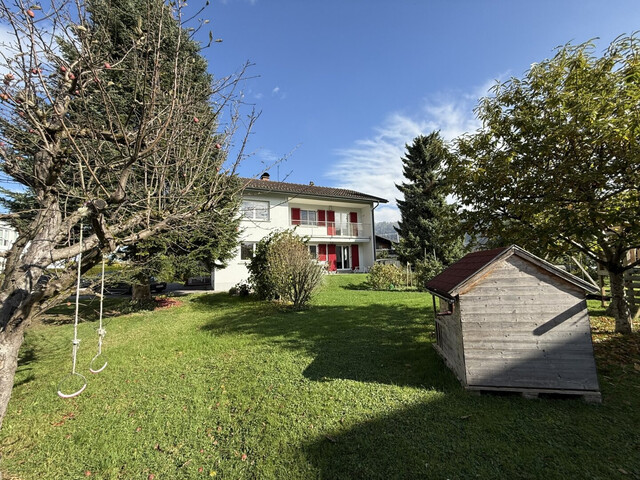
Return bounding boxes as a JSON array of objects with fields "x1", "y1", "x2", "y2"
[{"x1": 394, "y1": 132, "x2": 463, "y2": 269}]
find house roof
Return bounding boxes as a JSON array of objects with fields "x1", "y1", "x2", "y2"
[
  {"x1": 240, "y1": 177, "x2": 388, "y2": 204},
  {"x1": 425, "y1": 245, "x2": 599, "y2": 300}
]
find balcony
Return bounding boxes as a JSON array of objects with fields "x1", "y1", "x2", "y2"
[{"x1": 291, "y1": 221, "x2": 367, "y2": 238}]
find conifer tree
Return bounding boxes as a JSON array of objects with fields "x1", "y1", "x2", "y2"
[{"x1": 394, "y1": 132, "x2": 463, "y2": 269}]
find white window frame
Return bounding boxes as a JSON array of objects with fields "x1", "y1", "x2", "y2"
[
  {"x1": 300, "y1": 209, "x2": 317, "y2": 226},
  {"x1": 241, "y1": 200, "x2": 270, "y2": 221}
]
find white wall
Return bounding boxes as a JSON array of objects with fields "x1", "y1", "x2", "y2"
[
  {"x1": 0, "y1": 221, "x2": 18, "y2": 272},
  {"x1": 212, "y1": 193, "x2": 378, "y2": 291}
]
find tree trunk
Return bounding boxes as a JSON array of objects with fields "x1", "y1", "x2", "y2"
[
  {"x1": 0, "y1": 326, "x2": 25, "y2": 430},
  {"x1": 609, "y1": 270, "x2": 633, "y2": 334},
  {"x1": 132, "y1": 282, "x2": 152, "y2": 303}
]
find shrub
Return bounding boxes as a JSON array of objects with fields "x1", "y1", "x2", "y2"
[
  {"x1": 248, "y1": 230, "x2": 323, "y2": 309},
  {"x1": 247, "y1": 231, "x2": 280, "y2": 300},
  {"x1": 414, "y1": 257, "x2": 445, "y2": 291},
  {"x1": 229, "y1": 281, "x2": 251, "y2": 297},
  {"x1": 367, "y1": 263, "x2": 404, "y2": 290}
]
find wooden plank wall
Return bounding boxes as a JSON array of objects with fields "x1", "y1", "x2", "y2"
[
  {"x1": 624, "y1": 267, "x2": 640, "y2": 317},
  {"x1": 459, "y1": 255, "x2": 600, "y2": 392},
  {"x1": 434, "y1": 299, "x2": 466, "y2": 384}
]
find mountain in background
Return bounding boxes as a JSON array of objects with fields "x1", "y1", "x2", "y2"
[{"x1": 375, "y1": 222, "x2": 399, "y2": 241}]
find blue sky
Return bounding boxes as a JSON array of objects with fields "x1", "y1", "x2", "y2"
[{"x1": 197, "y1": 0, "x2": 640, "y2": 221}]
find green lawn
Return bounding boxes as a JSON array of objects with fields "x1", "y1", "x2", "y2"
[{"x1": 1, "y1": 275, "x2": 639, "y2": 479}]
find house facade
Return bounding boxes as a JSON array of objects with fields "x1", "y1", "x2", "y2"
[
  {"x1": 212, "y1": 174, "x2": 387, "y2": 291},
  {"x1": 0, "y1": 221, "x2": 18, "y2": 272}
]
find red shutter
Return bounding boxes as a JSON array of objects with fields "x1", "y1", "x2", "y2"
[
  {"x1": 349, "y1": 211, "x2": 358, "y2": 236},
  {"x1": 291, "y1": 208, "x2": 301, "y2": 225},
  {"x1": 318, "y1": 210, "x2": 326, "y2": 227},
  {"x1": 318, "y1": 244, "x2": 327, "y2": 261},
  {"x1": 351, "y1": 245, "x2": 360, "y2": 270},
  {"x1": 327, "y1": 210, "x2": 336, "y2": 235},
  {"x1": 328, "y1": 245, "x2": 337, "y2": 271}
]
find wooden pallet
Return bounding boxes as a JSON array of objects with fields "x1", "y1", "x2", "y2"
[{"x1": 467, "y1": 385, "x2": 602, "y2": 404}]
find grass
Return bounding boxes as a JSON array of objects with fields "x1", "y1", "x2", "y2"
[{"x1": 1, "y1": 275, "x2": 639, "y2": 479}]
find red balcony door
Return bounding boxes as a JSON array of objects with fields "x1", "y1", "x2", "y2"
[{"x1": 328, "y1": 245, "x2": 337, "y2": 271}]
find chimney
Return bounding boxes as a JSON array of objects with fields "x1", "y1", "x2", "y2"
[
  {"x1": 309, "y1": 181, "x2": 314, "y2": 186},
  {"x1": 260, "y1": 172, "x2": 270, "y2": 181}
]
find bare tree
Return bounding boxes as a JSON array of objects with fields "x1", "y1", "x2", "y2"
[{"x1": 0, "y1": 0, "x2": 254, "y2": 427}]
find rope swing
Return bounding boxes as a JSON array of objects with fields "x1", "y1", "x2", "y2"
[
  {"x1": 89, "y1": 256, "x2": 108, "y2": 374},
  {"x1": 57, "y1": 222, "x2": 88, "y2": 399}
]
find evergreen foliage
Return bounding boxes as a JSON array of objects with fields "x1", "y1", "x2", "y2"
[{"x1": 394, "y1": 132, "x2": 464, "y2": 269}]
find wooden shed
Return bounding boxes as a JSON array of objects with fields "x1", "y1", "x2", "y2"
[{"x1": 425, "y1": 245, "x2": 601, "y2": 402}]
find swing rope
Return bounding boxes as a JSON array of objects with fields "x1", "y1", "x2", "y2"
[
  {"x1": 57, "y1": 222, "x2": 88, "y2": 399},
  {"x1": 89, "y1": 256, "x2": 108, "y2": 374}
]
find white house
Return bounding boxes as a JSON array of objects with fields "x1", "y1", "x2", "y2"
[
  {"x1": 0, "y1": 221, "x2": 18, "y2": 272},
  {"x1": 212, "y1": 173, "x2": 388, "y2": 291}
]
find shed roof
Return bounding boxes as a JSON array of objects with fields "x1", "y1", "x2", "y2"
[
  {"x1": 425, "y1": 245, "x2": 599, "y2": 300},
  {"x1": 240, "y1": 177, "x2": 388, "y2": 204}
]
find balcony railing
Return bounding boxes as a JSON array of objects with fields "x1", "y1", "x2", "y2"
[{"x1": 291, "y1": 221, "x2": 366, "y2": 237}]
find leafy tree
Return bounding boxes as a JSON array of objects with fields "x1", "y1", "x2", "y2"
[
  {"x1": 394, "y1": 132, "x2": 464, "y2": 271},
  {"x1": 0, "y1": 0, "x2": 252, "y2": 427},
  {"x1": 448, "y1": 36, "x2": 640, "y2": 334}
]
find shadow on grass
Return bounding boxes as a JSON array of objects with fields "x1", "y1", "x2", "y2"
[
  {"x1": 14, "y1": 343, "x2": 37, "y2": 387},
  {"x1": 340, "y1": 282, "x2": 370, "y2": 291},
  {"x1": 38, "y1": 296, "x2": 138, "y2": 325},
  {"x1": 193, "y1": 294, "x2": 460, "y2": 391},
  {"x1": 302, "y1": 389, "x2": 640, "y2": 480},
  {"x1": 340, "y1": 283, "x2": 419, "y2": 293}
]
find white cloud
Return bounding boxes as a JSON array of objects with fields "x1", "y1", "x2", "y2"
[
  {"x1": 270, "y1": 86, "x2": 286, "y2": 100},
  {"x1": 328, "y1": 85, "x2": 497, "y2": 223}
]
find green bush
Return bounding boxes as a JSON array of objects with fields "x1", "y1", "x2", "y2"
[
  {"x1": 229, "y1": 281, "x2": 251, "y2": 297},
  {"x1": 367, "y1": 263, "x2": 404, "y2": 290},
  {"x1": 247, "y1": 231, "x2": 280, "y2": 300},
  {"x1": 414, "y1": 257, "x2": 445, "y2": 291},
  {"x1": 248, "y1": 230, "x2": 323, "y2": 309}
]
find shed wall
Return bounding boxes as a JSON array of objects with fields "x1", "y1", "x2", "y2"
[
  {"x1": 459, "y1": 255, "x2": 599, "y2": 391},
  {"x1": 434, "y1": 300, "x2": 466, "y2": 383}
]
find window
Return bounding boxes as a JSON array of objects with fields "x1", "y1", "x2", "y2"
[
  {"x1": 335, "y1": 212, "x2": 349, "y2": 236},
  {"x1": 300, "y1": 210, "x2": 317, "y2": 226},
  {"x1": 308, "y1": 245, "x2": 317, "y2": 259},
  {"x1": 241, "y1": 200, "x2": 269, "y2": 221},
  {"x1": 240, "y1": 242, "x2": 256, "y2": 260}
]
